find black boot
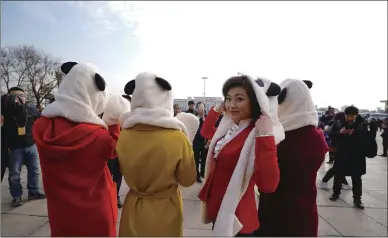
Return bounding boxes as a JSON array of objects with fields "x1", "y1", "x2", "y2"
[
  {"x1": 329, "y1": 194, "x2": 339, "y2": 201},
  {"x1": 353, "y1": 199, "x2": 365, "y2": 209}
]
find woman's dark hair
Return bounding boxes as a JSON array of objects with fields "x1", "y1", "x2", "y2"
[
  {"x1": 222, "y1": 75, "x2": 261, "y2": 121},
  {"x1": 196, "y1": 101, "x2": 204, "y2": 108}
]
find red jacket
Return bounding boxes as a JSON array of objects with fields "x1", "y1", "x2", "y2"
[
  {"x1": 200, "y1": 108, "x2": 219, "y2": 140},
  {"x1": 33, "y1": 117, "x2": 118, "y2": 237},
  {"x1": 198, "y1": 108, "x2": 280, "y2": 234},
  {"x1": 256, "y1": 126, "x2": 328, "y2": 237},
  {"x1": 108, "y1": 124, "x2": 120, "y2": 158}
]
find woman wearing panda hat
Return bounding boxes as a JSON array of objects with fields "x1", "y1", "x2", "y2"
[
  {"x1": 117, "y1": 72, "x2": 198, "y2": 237},
  {"x1": 197, "y1": 74, "x2": 281, "y2": 237},
  {"x1": 255, "y1": 79, "x2": 328, "y2": 237},
  {"x1": 33, "y1": 62, "x2": 130, "y2": 237}
]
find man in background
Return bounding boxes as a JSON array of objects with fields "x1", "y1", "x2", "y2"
[
  {"x1": 329, "y1": 106, "x2": 368, "y2": 209},
  {"x1": 1, "y1": 87, "x2": 46, "y2": 207},
  {"x1": 193, "y1": 102, "x2": 207, "y2": 183},
  {"x1": 185, "y1": 100, "x2": 198, "y2": 116}
]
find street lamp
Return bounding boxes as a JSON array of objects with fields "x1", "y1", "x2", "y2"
[{"x1": 202, "y1": 76, "x2": 208, "y2": 110}]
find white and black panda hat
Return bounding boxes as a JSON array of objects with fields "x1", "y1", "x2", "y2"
[
  {"x1": 120, "y1": 72, "x2": 188, "y2": 136},
  {"x1": 42, "y1": 61, "x2": 110, "y2": 128},
  {"x1": 255, "y1": 77, "x2": 285, "y2": 144},
  {"x1": 277, "y1": 79, "x2": 318, "y2": 131}
]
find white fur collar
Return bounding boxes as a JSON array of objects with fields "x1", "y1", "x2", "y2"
[
  {"x1": 122, "y1": 107, "x2": 189, "y2": 136},
  {"x1": 42, "y1": 63, "x2": 109, "y2": 128},
  {"x1": 278, "y1": 79, "x2": 318, "y2": 131},
  {"x1": 202, "y1": 75, "x2": 270, "y2": 236}
]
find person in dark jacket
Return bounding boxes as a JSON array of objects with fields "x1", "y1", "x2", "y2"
[
  {"x1": 329, "y1": 106, "x2": 369, "y2": 209},
  {"x1": 369, "y1": 118, "x2": 378, "y2": 139},
  {"x1": 317, "y1": 112, "x2": 350, "y2": 190},
  {"x1": 192, "y1": 102, "x2": 206, "y2": 183},
  {"x1": 1, "y1": 94, "x2": 9, "y2": 182},
  {"x1": 185, "y1": 100, "x2": 198, "y2": 116},
  {"x1": 2, "y1": 87, "x2": 46, "y2": 207}
]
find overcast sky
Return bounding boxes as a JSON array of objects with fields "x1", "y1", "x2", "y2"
[{"x1": 2, "y1": 1, "x2": 387, "y2": 110}]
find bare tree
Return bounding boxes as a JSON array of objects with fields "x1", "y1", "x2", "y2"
[{"x1": 0, "y1": 45, "x2": 63, "y2": 108}]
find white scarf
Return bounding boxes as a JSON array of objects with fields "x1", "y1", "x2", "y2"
[{"x1": 121, "y1": 107, "x2": 188, "y2": 136}]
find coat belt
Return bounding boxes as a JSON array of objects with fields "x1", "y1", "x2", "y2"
[{"x1": 129, "y1": 184, "x2": 178, "y2": 199}]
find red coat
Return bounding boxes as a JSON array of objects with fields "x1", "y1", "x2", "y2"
[
  {"x1": 198, "y1": 108, "x2": 280, "y2": 234},
  {"x1": 256, "y1": 126, "x2": 328, "y2": 237},
  {"x1": 33, "y1": 117, "x2": 118, "y2": 237},
  {"x1": 108, "y1": 124, "x2": 121, "y2": 159}
]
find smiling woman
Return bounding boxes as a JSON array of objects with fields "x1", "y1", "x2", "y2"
[{"x1": 198, "y1": 74, "x2": 280, "y2": 237}]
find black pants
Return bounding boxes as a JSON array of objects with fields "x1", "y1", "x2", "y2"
[
  {"x1": 328, "y1": 151, "x2": 335, "y2": 162},
  {"x1": 333, "y1": 174, "x2": 362, "y2": 200},
  {"x1": 322, "y1": 167, "x2": 348, "y2": 185},
  {"x1": 107, "y1": 157, "x2": 122, "y2": 200},
  {"x1": 194, "y1": 147, "x2": 207, "y2": 177}
]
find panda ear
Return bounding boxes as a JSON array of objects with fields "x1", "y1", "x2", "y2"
[
  {"x1": 255, "y1": 78, "x2": 264, "y2": 87},
  {"x1": 155, "y1": 77, "x2": 172, "y2": 91},
  {"x1": 124, "y1": 80, "x2": 135, "y2": 95},
  {"x1": 266, "y1": 82, "x2": 281, "y2": 97},
  {"x1": 302, "y1": 80, "x2": 313, "y2": 89},
  {"x1": 122, "y1": 94, "x2": 131, "y2": 102},
  {"x1": 94, "y1": 73, "x2": 106, "y2": 91},
  {"x1": 278, "y1": 88, "x2": 287, "y2": 104},
  {"x1": 60, "y1": 62, "x2": 78, "y2": 74}
]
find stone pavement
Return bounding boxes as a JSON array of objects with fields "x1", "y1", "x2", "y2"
[{"x1": 1, "y1": 134, "x2": 387, "y2": 237}]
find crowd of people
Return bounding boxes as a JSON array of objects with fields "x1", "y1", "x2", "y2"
[{"x1": 0, "y1": 61, "x2": 380, "y2": 237}]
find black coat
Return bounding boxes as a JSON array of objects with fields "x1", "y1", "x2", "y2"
[
  {"x1": 193, "y1": 116, "x2": 206, "y2": 149},
  {"x1": 329, "y1": 116, "x2": 368, "y2": 176}
]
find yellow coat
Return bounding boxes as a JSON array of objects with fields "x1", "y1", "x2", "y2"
[{"x1": 116, "y1": 124, "x2": 197, "y2": 237}]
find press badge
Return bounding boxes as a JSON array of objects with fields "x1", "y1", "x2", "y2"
[{"x1": 18, "y1": 127, "x2": 26, "y2": 136}]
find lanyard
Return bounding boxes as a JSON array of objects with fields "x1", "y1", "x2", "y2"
[{"x1": 13, "y1": 108, "x2": 29, "y2": 128}]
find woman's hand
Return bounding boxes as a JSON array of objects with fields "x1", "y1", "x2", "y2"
[
  {"x1": 214, "y1": 102, "x2": 225, "y2": 113},
  {"x1": 255, "y1": 114, "x2": 273, "y2": 135}
]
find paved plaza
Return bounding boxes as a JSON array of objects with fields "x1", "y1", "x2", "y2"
[{"x1": 1, "y1": 134, "x2": 387, "y2": 237}]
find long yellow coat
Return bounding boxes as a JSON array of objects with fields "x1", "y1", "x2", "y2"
[{"x1": 116, "y1": 124, "x2": 197, "y2": 237}]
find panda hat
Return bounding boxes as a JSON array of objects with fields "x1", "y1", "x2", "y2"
[
  {"x1": 277, "y1": 79, "x2": 318, "y2": 131},
  {"x1": 121, "y1": 72, "x2": 188, "y2": 136},
  {"x1": 42, "y1": 62, "x2": 110, "y2": 128},
  {"x1": 256, "y1": 77, "x2": 285, "y2": 145},
  {"x1": 102, "y1": 94, "x2": 131, "y2": 127},
  {"x1": 175, "y1": 112, "x2": 200, "y2": 144}
]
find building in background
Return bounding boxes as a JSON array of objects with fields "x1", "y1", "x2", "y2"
[{"x1": 174, "y1": 96, "x2": 223, "y2": 113}]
